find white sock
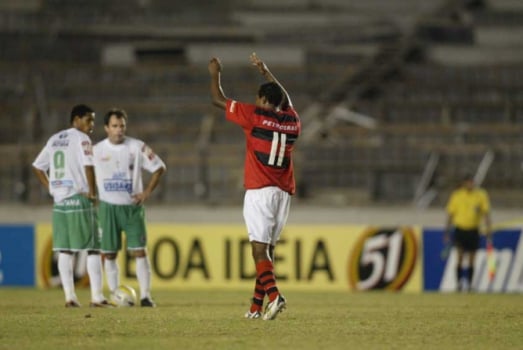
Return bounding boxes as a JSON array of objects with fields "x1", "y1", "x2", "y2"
[
  {"x1": 104, "y1": 258, "x2": 120, "y2": 293},
  {"x1": 87, "y1": 254, "x2": 105, "y2": 302},
  {"x1": 58, "y1": 253, "x2": 76, "y2": 302},
  {"x1": 136, "y1": 256, "x2": 151, "y2": 300}
]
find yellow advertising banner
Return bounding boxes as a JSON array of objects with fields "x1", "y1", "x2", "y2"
[{"x1": 35, "y1": 224, "x2": 422, "y2": 292}]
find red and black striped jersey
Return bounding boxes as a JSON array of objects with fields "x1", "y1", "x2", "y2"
[{"x1": 225, "y1": 99, "x2": 301, "y2": 194}]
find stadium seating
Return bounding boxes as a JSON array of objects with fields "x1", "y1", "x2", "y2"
[{"x1": 0, "y1": 0, "x2": 522, "y2": 206}]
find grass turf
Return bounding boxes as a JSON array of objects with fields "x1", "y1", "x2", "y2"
[{"x1": 0, "y1": 288, "x2": 521, "y2": 350}]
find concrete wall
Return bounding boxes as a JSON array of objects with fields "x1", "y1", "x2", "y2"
[{"x1": 1, "y1": 204, "x2": 521, "y2": 226}]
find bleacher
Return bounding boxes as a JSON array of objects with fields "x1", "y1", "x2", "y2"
[{"x1": 0, "y1": 0, "x2": 522, "y2": 207}]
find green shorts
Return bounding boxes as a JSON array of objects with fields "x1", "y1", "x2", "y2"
[
  {"x1": 98, "y1": 201, "x2": 147, "y2": 253},
  {"x1": 52, "y1": 194, "x2": 100, "y2": 251}
]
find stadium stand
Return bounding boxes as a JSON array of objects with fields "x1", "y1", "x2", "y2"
[{"x1": 0, "y1": 0, "x2": 522, "y2": 207}]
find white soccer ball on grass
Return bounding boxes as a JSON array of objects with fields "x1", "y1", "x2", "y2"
[{"x1": 111, "y1": 285, "x2": 137, "y2": 307}]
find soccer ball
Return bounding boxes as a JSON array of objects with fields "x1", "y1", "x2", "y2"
[{"x1": 111, "y1": 285, "x2": 137, "y2": 307}]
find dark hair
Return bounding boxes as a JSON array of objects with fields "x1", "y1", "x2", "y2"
[
  {"x1": 462, "y1": 173, "x2": 474, "y2": 182},
  {"x1": 104, "y1": 108, "x2": 128, "y2": 126},
  {"x1": 258, "y1": 82, "x2": 283, "y2": 107},
  {"x1": 70, "y1": 104, "x2": 94, "y2": 124}
]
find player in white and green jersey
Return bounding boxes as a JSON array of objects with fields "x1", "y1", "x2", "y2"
[
  {"x1": 32, "y1": 104, "x2": 109, "y2": 308},
  {"x1": 93, "y1": 108, "x2": 166, "y2": 307}
]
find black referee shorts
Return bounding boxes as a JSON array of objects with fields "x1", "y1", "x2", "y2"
[{"x1": 453, "y1": 227, "x2": 480, "y2": 252}]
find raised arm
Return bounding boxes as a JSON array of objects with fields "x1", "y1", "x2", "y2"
[
  {"x1": 249, "y1": 52, "x2": 293, "y2": 110},
  {"x1": 208, "y1": 57, "x2": 227, "y2": 110}
]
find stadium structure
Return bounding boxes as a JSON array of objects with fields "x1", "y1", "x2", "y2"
[{"x1": 0, "y1": 0, "x2": 522, "y2": 208}]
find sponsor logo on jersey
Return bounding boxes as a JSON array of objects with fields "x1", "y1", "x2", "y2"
[
  {"x1": 51, "y1": 140, "x2": 69, "y2": 148},
  {"x1": 81, "y1": 141, "x2": 92, "y2": 156},
  {"x1": 141, "y1": 145, "x2": 156, "y2": 161},
  {"x1": 103, "y1": 178, "x2": 132, "y2": 193},
  {"x1": 261, "y1": 119, "x2": 299, "y2": 132},
  {"x1": 50, "y1": 180, "x2": 74, "y2": 188},
  {"x1": 111, "y1": 172, "x2": 127, "y2": 179},
  {"x1": 61, "y1": 198, "x2": 81, "y2": 206}
]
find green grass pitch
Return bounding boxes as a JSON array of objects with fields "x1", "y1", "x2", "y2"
[{"x1": 0, "y1": 288, "x2": 521, "y2": 349}]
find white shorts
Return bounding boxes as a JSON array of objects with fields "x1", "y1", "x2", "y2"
[{"x1": 243, "y1": 186, "x2": 291, "y2": 245}]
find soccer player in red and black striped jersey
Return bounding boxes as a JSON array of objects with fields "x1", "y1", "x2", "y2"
[{"x1": 209, "y1": 53, "x2": 301, "y2": 320}]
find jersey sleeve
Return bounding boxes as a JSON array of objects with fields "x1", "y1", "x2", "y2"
[
  {"x1": 32, "y1": 143, "x2": 50, "y2": 171},
  {"x1": 283, "y1": 106, "x2": 298, "y2": 116},
  {"x1": 79, "y1": 134, "x2": 94, "y2": 167},
  {"x1": 140, "y1": 142, "x2": 166, "y2": 173},
  {"x1": 225, "y1": 99, "x2": 255, "y2": 128}
]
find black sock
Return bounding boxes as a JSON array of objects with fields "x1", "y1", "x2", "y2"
[{"x1": 468, "y1": 267, "x2": 474, "y2": 287}]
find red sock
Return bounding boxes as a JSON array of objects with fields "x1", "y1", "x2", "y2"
[
  {"x1": 256, "y1": 259, "x2": 279, "y2": 303},
  {"x1": 250, "y1": 278, "x2": 265, "y2": 313}
]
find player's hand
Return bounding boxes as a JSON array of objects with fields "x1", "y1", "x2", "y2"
[
  {"x1": 208, "y1": 57, "x2": 222, "y2": 75},
  {"x1": 250, "y1": 52, "x2": 268, "y2": 75},
  {"x1": 132, "y1": 192, "x2": 149, "y2": 205},
  {"x1": 82, "y1": 192, "x2": 98, "y2": 206}
]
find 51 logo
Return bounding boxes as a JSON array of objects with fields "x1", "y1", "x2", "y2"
[{"x1": 348, "y1": 227, "x2": 417, "y2": 291}]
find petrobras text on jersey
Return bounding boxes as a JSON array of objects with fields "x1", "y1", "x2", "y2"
[
  {"x1": 261, "y1": 119, "x2": 299, "y2": 132},
  {"x1": 103, "y1": 179, "x2": 132, "y2": 193}
]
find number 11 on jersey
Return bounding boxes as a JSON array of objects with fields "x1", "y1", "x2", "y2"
[{"x1": 268, "y1": 131, "x2": 286, "y2": 167}]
